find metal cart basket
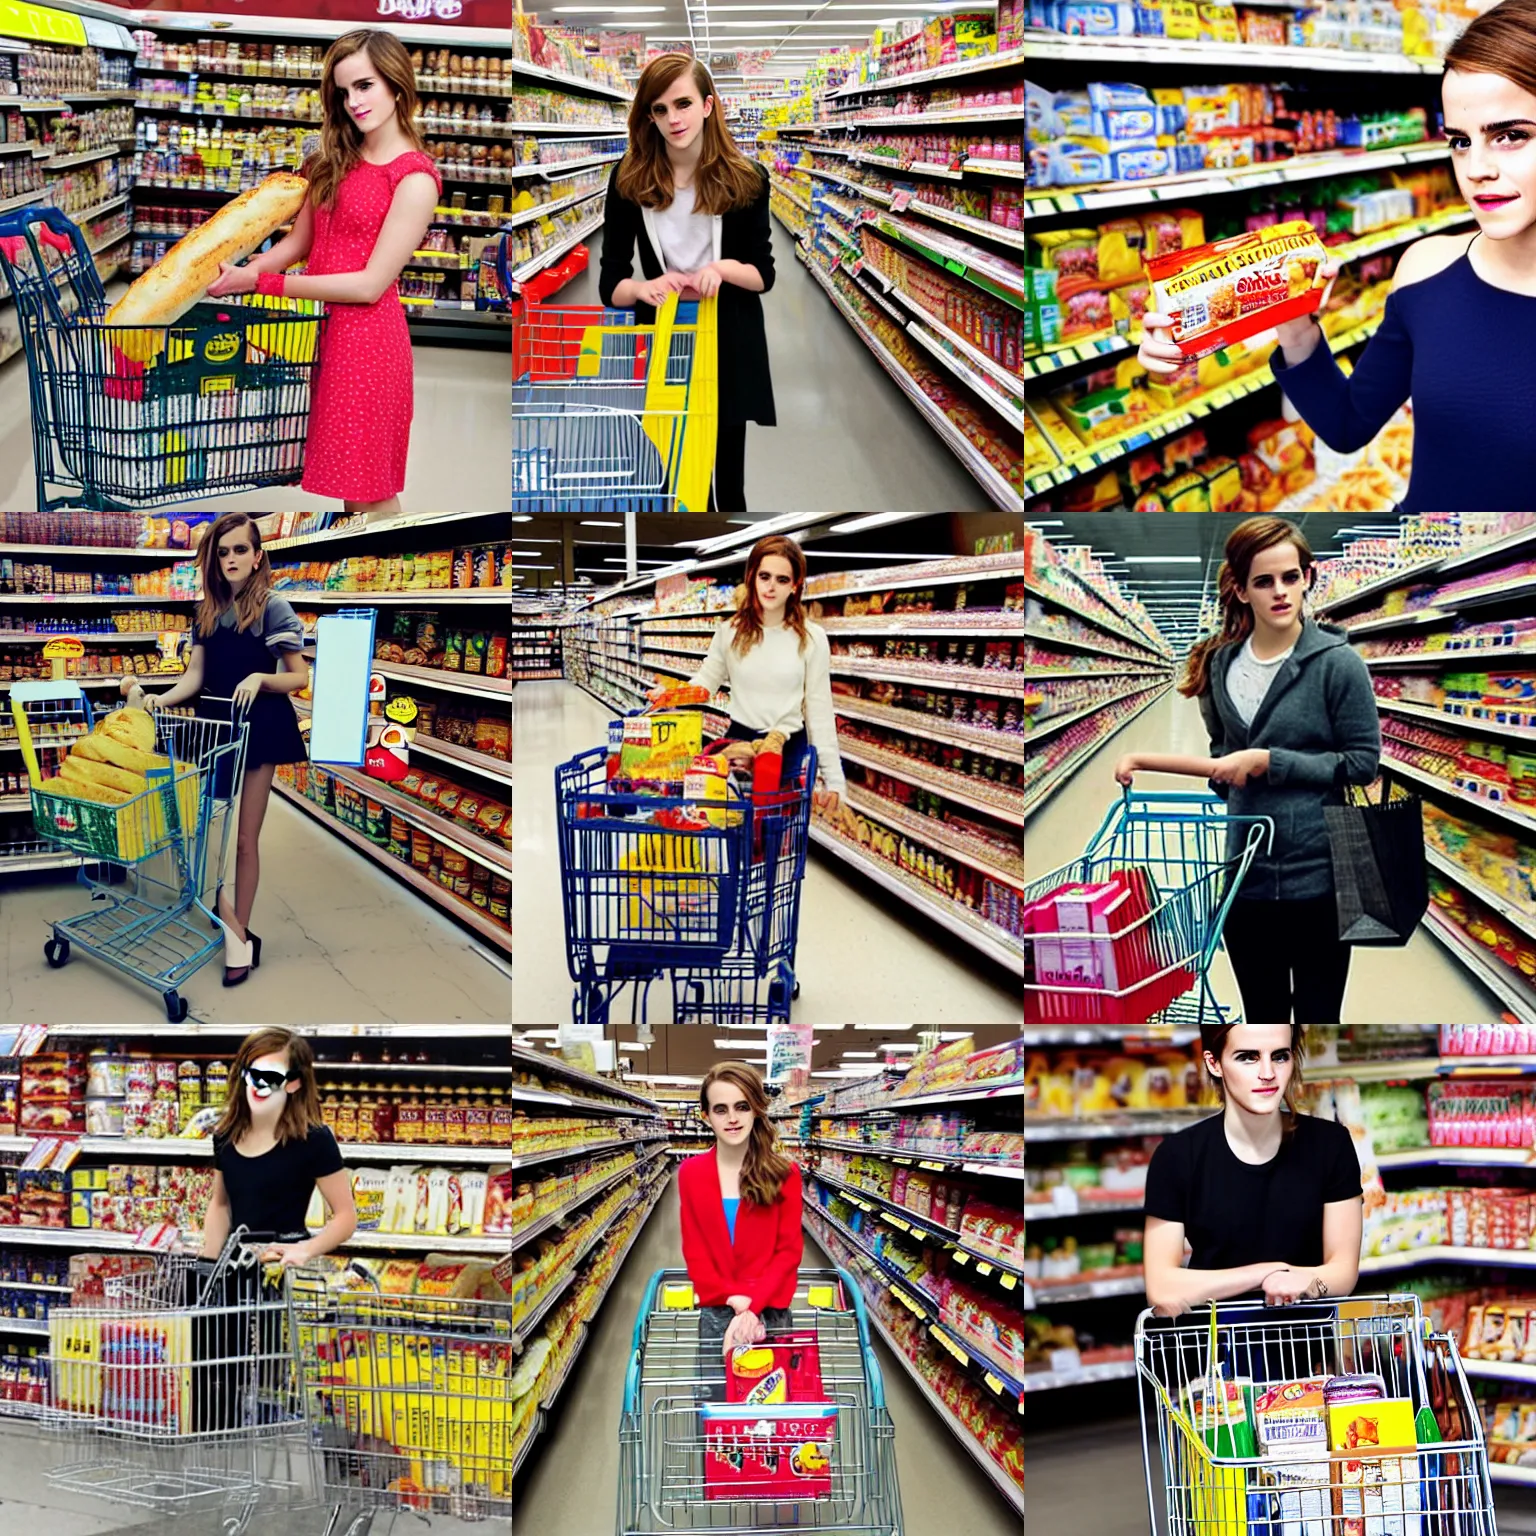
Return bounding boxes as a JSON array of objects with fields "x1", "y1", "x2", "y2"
[
  {"x1": 0, "y1": 204, "x2": 322, "y2": 512},
  {"x1": 1135, "y1": 1294, "x2": 1497, "y2": 1535},
  {"x1": 556, "y1": 734, "x2": 816, "y2": 1024},
  {"x1": 40, "y1": 1228, "x2": 310, "y2": 1534},
  {"x1": 12, "y1": 681, "x2": 250, "y2": 1021},
  {"x1": 619, "y1": 1267, "x2": 902, "y2": 1535},
  {"x1": 512, "y1": 292, "x2": 718, "y2": 512},
  {"x1": 1024, "y1": 788, "x2": 1274, "y2": 1027}
]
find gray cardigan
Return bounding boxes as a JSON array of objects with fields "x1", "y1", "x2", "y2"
[{"x1": 1197, "y1": 618, "x2": 1381, "y2": 902}]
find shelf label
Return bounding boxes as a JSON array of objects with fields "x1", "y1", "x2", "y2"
[
  {"x1": 975, "y1": 1260, "x2": 994, "y2": 1276},
  {"x1": 885, "y1": 1214, "x2": 911, "y2": 1231},
  {"x1": 918, "y1": 1159, "x2": 945, "y2": 1171},
  {"x1": 984, "y1": 1372, "x2": 1005, "y2": 1395},
  {"x1": 952, "y1": 1250, "x2": 969, "y2": 1265},
  {"x1": 930, "y1": 1325, "x2": 967, "y2": 1363},
  {"x1": 999, "y1": 1272, "x2": 1018, "y2": 1291}
]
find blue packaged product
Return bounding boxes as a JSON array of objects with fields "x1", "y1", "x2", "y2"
[
  {"x1": 1157, "y1": 102, "x2": 1188, "y2": 136},
  {"x1": 1048, "y1": 139, "x2": 1113, "y2": 184},
  {"x1": 1133, "y1": 1, "x2": 1166, "y2": 34},
  {"x1": 1108, "y1": 144, "x2": 1172, "y2": 180},
  {"x1": 1093, "y1": 105, "x2": 1158, "y2": 141},
  {"x1": 1028, "y1": 141, "x2": 1053, "y2": 188},
  {"x1": 1169, "y1": 141, "x2": 1207, "y2": 173},
  {"x1": 1026, "y1": 80, "x2": 1056, "y2": 138},
  {"x1": 1087, "y1": 81, "x2": 1155, "y2": 111},
  {"x1": 1063, "y1": 1, "x2": 1135, "y2": 33},
  {"x1": 1052, "y1": 92, "x2": 1094, "y2": 138}
]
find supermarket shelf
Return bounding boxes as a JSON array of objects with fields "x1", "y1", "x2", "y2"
[
  {"x1": 1022, "y1": 685, "x2": 1172, "y2": 819},
  {"x1": 808, "y1": 822, "x2": 1023, "y2": 974},
  {"x1": 1438, "y1": 520, "x2": 1536, "y2": 574},
  {"x1": 265, "y1": 510, "x2": 514, "y2": 553},
  {"x1": 1021, "y1": 31, "x2": 1440, "y2": 72},
  {"x1": 1422, "y1": 907, "x2": 1536, "y2": 1024},
  {"x1": 1380, "y1": 755, "x2": 1536, "y2": 839},
  {"x1": 322, "y1": 765, "x2": 509, "y2": 878},
  {"x1": 785, "y1": 105, "x2": 1021, "y2": 132},
  {"x1": 804, "y1": 1202, "x2": 1025, "y2": 1401},
  {"x1": 0, "y1": 1318, "x2": 48, "y2": 1334},
  {"x1": 1425, "y1": 848, "x2": 1536, "y2": 943},
  {"x1": 1466, "y1": 1359, "x2": 1536, "y2": 1384},
  {"x1": 1377, "y1": 1147, "x2": 1536, "y2": 1168},
  {"x1": 505, "y1": 1132, "x2": 668, "y2": 1173},
  {"x1": 835, "y1": 744, "x2": 1022, "y2": 826},
  {"x1": 812, "y1": 1169, "x2": 1024, "y2": 1279},
  {"x1": 1027, "y1": 1192, "x2": 1146, "y2": 1221},
  {"x1": 1022, "y1": 1025, "x2": 1201, "y2": 1044},
  {"x1": 0, "y1": 850, "x2": 84, "y2": 874},
  {"x1": 1023, "y1": 330, "x2": 1134, "y2": 383},
  {"x1": 1024, "y1": 578, "x2": 1167, "y2": 661},
  {"x1": 511, "y1": 60, "x2": 632, "y2": 103},
  {"x1": 1023, "y1": 1359, "x2": 1138, "y2": 1394},
  {"x1": 1022, "y1": 623, "x2": 1170, "y2": 668},
  {"x1": 805, "y1": 559, "x2": 1024, "y2": 604},
  {"x1": 1492, "y1": 1464, "x2": 1536, "y2": 1486},
  {"x1": 1310, "y1": 1057, "x2": 1444, "y2": 1082},
  {"x1": 0, "y1": 594, "x2": 193, "y2": 606},
  {"x1": 868, "y1": 213, "x2": 1022, "y2": 304},
  {"x1": 1359, "y1": 1246, "x2": 1536, "y2": 1274},
  {"x1": 1024, "y1": 1273, "x2": 1144, "y2": 1307},
  {"x1": 277, "y1": 588, "x2": 509, "y2": 606},
  {"x1": 509, "y1": 1042, "x2": 661, "y2": 1112},
  {"x1": 846, "y1": 1278, "x2": 1022, "y2": 1508},
  {"x1": 506, "y1": 185, "x2": 604, "y2": 230},
  {"x1": 0, "y1": 1133, "x2": 521, "y2": 1164},
  {"x1": 1025, "y1": 1110, "x2": 1214, "y2": 1144},
  {"x1": 903, "y1": 319, "x2": 1024, "y2": 429},
  {"x1": 1027, "y1": 683, "x2": 1174, "y2": 746},
  {"x1": 828, "y1": 659, "x2": 1025, "y2": 699},
  {"x1": 321, "y1": 1230, "x2": 510, "y2": 1255},
  {"x1": 843, "y1": 784, "x2": 1021, "y2": 887},
  {"x1": 819, "y1": 616, "x2": 1025, "y2": 637},
  {"x1": 407, "y1": 734, "x2": 512, "y2": 788},
  {"x1": 38, "y1": 1022, "x2": 513, "y2": 1038},
  {"x1": 510, "y1": 1144, "x2": 668, "y2": 1253},
  {"x1": 1439, "y1": 573, "x2": 1536, "y2": 614},
  {"x1": 827, "y1": 50, "x2": 1025, "y2": 98},
  {"x1": 0, "y1": 141, "x2": 39, "y2": 156},
  {"x1": 0, "y1": 190, "x2": 46, "y2": 219},
  {"x1": 510, "y1": 214, "x2": 606, "y2": 285},
  {"x1": 0, "y1": 1280, "x2": 68, "y2": 1293},
  {"x1": 1366, "y1": 646, "x2": 1536, "y2": 668},
  {"x1": 371, "y1": 660, "x2": 511, "y2": 701},
  {"x1": 39, "y1": 145, "x2": 124, "y2": 171},
  {"x1": 1334, "y1": 608, "x2": 1448, "y2": 637},
  {"x1": 810, "y1": 1137, "x2": 1022, "y2": 1181},
  {"x1": 873, "y1": 1082, "x2": 1023, "y2": 1112},
  {"x1": 886, "y1": 288, "x2": 1024, "y2": 400},
  {"x1": 271, "y1": 781, "x2": 511, "y2": 954},
  {"x1": 1026, "y1": 142, "x2": 1448, "y2": 218},
  {"x1": 796, "y1": 247, "x2": 1020, "y2": 511}
]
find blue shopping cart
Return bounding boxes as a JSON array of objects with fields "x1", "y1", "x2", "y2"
[
  {"x1": 512, "y1": 294, "x2": 718, "y2": 512},
  {"x1": 1023, "y1": 789, "x2": 1274, "y2": 1027},
  {"x1": 11, "y1": 681, "x2": 250, "y2": 1022},
  {"x1": 0, "y1": 205, "x2": 323, "y2": 512},
  {"x1": 555, "y1": 730, "x2": 816, "y2": 1025}
]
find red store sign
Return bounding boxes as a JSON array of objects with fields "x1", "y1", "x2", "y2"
[{"x1": 123, "y1": 0, "x2": 512, "y2": 27}]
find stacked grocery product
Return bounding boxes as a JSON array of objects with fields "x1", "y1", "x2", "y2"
[
  {"x1": 371, "y1": 616, "x2": 511, "y2": 681},
  {"x1": 272, "y1": 542, "x2": 513, "y2": 594},
  {"x1": 511, "y1": 625, "x2": 562, "y2": 682}
]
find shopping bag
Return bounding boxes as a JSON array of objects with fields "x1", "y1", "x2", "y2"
[{"x1": 1323, "y1": 771, "x2": 1428, "y2": 946}]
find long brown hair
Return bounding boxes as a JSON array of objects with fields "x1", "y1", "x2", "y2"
[
  {"x1": 1179, "y1": 517, "x2": 1315, "y2": 698},
  {"x1": 617, "y1": 54, "x2": 765, "y2": 215},
  {"x1": 213, "y1": 1027, "x2": 323, "y2": 1148},
  {"x1": 1446, "y1": 0, "x2": 1536, "y2": 93},
  {"x1": 1200, "y1": 1024, "x2": 1306, "y2": 1140},
  {"x1": 305, "y1": 29, "x2": 426, "y2": 210},
  {"x1": 700, "y1": 1062, "x2": 792, "y2": 1207},
  {"x1": 196, "y1": 513, "x2": 274, "y2": 638},
  {"x1": 729, "y1": 535, "x2": 810, "y2": 658}
]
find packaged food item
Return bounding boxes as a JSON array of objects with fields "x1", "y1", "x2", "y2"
[{"x1": 1145, "y1": 219, "x2": 1330, "y2": 359}]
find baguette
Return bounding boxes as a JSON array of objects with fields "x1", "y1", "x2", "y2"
[{"x1": 103, "y1": 172, "x2": 309, "y2": 358}]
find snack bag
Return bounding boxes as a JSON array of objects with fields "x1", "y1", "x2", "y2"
[
  {"x1": 701, "y1": 1403, "x2": 835, "y2": 1501},
  {"x1": 1145, "y1": 219, "x2": 1329, "y2": 359}
]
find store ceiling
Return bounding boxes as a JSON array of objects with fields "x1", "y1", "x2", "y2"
[
  {"x1": 551, "y1": 2, "x2": 980, "y2": 82},
  {"x1": 510, "y1": 511, "x2": 1018, "y2": 592},
  {"x1": 512, "y1": 1024, "x2": 1022, "y2": 1082},
  {"x1": 1032, "y1": 514, "x2": 1398, "y2": 655}
]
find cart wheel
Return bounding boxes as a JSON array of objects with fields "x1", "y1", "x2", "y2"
[
  {"x1": 43, "y1": 938, "x2": 69, "y2": 969},
  {"x1": 792, "y1": 981, "x2": 801, "y2": 1000},
  {"x1": 164, "y1": 992, "x2": 189, "y2": 1023}
]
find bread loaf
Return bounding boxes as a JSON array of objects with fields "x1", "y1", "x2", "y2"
[
  {"x1": 41, "y1": 775, "x2": 131, "y2": 807},
  {"x1": 103, "y1": 172, "x2": 308, "y2": 345},
  {"x1": 97, "y1": 707, "x2": 157, "y2": 755},
  {"x1": 60, "y1": 755, "x2": 147, "y2": 799}
]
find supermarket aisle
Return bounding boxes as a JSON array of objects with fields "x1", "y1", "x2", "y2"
[
  {"x1": 0, "y1": 343, "x2": 510, "y2": 513},
  {"x1": 545, "y1": 223, "x2": 989, "y2": 511},
  {"x1": 1023, "y1": 688, "x2": 1496, "y2": 1026},
  {"x1": 0, "y1": 797, "x2": 510, "y2": 1023},
  {"x1": 512, "y1": 679, "x2": 1020, "y2": 1024},
  {"x1": 516, "y1": 1166, "x2": 1018, "y2": 1536}
]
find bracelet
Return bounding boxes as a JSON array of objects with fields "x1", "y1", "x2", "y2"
[{"x1": 255, "y1": 271, "x2": 287, "y2": 298}]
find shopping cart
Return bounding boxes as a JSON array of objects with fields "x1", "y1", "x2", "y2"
[
  {"x1": 285, "y1": 1261, "x2": 512, "y2": 1530},
  {"x1": 1023, "y1": 788, "x2": 1274, "y2": 1027},
  {"x1": 1135, "y1": 1294, "x2": 1497, "y2": 1536},
  {"x1": 618, "y1": 1267, "x2": 902, "y2": 1535},
  {"x1": 11, "y1": 680, "x2": 250, "y2": 1021},
  {"x1": 40, "y1": 1227, "x2": 310, "y2": 1533},
  {"x1": 512, "y1": 292, "x2": 719, "y2": 511},
  {"x1": 0, "y1": 204, "x2": 323, "y2": 512},
  {"x1": 555, "y1": 726, "x2": 816, "y2": 1024}
]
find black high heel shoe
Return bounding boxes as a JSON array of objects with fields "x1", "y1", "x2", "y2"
[{"x1": 222, "y1": 929, "x2": 262, "y2": 987}]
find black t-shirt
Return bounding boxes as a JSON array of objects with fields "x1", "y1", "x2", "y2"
[
  {"x1": 212, "y1": 1123, "x2": 344, "y2": 1240},
  {"x1": 1143, "y1": 1112, "x2": 1361, "y2": 1275}
]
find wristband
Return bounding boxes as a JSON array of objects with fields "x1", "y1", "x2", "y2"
[{"x1": 255, "y1": 271, "x2": 287, "y2": 298}]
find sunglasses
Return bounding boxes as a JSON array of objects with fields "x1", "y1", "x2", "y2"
[{"x1": 245, "y1": 1066, "x2": 300, "y2": 1093}]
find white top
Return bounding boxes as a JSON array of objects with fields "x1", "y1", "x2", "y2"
[
  {"x1": 652, "y1": 183, "x2": 714, "y2": 275},
  {"x1": 1226, "y1": 633, "x2": 1297, "y2": 727},
  {"x1": 688, "y1": 619, "x2": 846, "y2": 792}
]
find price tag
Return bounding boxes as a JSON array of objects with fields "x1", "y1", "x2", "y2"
[
  {"x1": 984, "y1": 1372, "x2": 1005, "y2": 1395},
  {"x1": 952, "y1": 1250, "x2": 969, "y2": 1265},
  {"x1": 384, "y1": 694, "x2": 418, "y2": 725},
  {"x1": 999, "y1": 1273, "x2": 1018, "y2": 1291},
  {"x1": 42, "y1": 638, "x2": 84, "y2": 659},
  {"x1": 975, "y1": 1261, "x2": 993, "y2": 1276},
  {"x1": 893, "y1": 1157, "x2": 912, "y2": 1166},
  {"x1": 886, "y1": 1215, "x2": 910, "y2": 1231}
]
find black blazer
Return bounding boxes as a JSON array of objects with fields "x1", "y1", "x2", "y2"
[{"x1": 597, "y1": 161, "x2": 776, "y2": 426}]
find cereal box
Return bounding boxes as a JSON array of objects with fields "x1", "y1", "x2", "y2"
[{"x1": 1144, "y1": 219, "x2": 1329, "y2": 359}]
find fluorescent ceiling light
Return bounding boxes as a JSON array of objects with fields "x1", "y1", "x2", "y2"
[
  {"x1": 510, "y1": 563, "x2": 556, "y2": 570},
  {"x1": 826, "y1": 512, "x2": 924, "y2": 535},
  {"x1": 580, "y1": 519, "x2": 625, "y2": 527},
  {"x1": 512, "y1": 515, "x2": 533, "y2": 522},
  {"x1": 854, "y1": 1024, "x2": 918, "y2": 1031},
  {"x1": 515, "y1": 1029, "x2": 561, "y2": 1039},
  {"x1": 811, "y1": 1067, "x2": 884, "y2": 1078},
  {"x1": 552, "y1": 5, "x2": 666, "y2": 10},
  {"x1": 841, "y1": 1050, "x2": 878, "y2": 1058}
]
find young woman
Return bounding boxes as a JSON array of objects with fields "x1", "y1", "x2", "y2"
[
  {"x1": 1143, "y1": 1023, "x2": 1362, "y2": 1317},
  {"x1": 1114, "y1": 517, "x2": 1380, "y2": 1025},
  {"x1": 201, "y1": 1027, "x2": 357, "y2": 1268},
  {"x1": 598, "y1": 53, "x2": 776, "y2": 513},
  {"x1": 678, "y1": 1062, "x2": 803, "y2": 1374},
  {"x1": 208, "y1": 30, "x2": 441, "y2": 515},
  {"x1": 127, "y1": 513, "x2": 309, "y2": 986},
  {"x1": 648, "y1": 534, "x2": 851, "y2": 826},
  {"x1": 1137, "y1": 0, "x2": 1536, "y2": 513}
]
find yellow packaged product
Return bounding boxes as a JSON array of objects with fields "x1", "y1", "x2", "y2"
[{"x1": 1162, "y1": 471, "x2": 1211, "y2": 512}]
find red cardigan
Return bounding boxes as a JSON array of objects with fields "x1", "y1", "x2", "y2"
[{"x1": 678, "y1": 1146, "x2": 803, "y2": 1313}]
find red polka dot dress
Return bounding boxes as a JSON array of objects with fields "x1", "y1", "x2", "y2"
[{"x1": 300, "y1": 150, "x2": 442, "y2": 501}]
